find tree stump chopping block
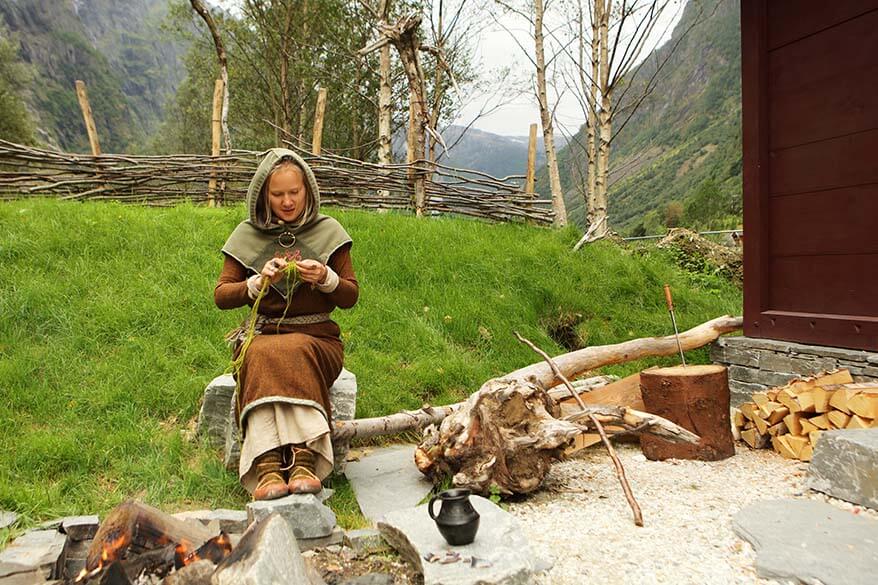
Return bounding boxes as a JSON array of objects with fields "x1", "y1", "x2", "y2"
[{"x1": 639, "y1": 365, "x2": 735, "y2": 461}]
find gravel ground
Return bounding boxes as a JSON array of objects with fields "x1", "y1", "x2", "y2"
[{"x1": 506, "y1": 443, "x2": 876, "y2": 585}]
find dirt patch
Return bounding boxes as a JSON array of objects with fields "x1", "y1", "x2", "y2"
[
  {"x1": 657, "y1": 228, "x2": 742, "y2": 286},
  {"x1": 543, "y1": 311, "x2": 584, "y2": 351},
  {"x1": 306, "y1": 548, "x2": 422, "y2": 584}
]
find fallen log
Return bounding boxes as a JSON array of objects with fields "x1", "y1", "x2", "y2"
[
  {"x1": 412, "y1": 377, "x2": 698, "y2": 495},
  {"x1": 508, "y1": 315, "x2": 742, "y2": 389},
  {"x1": 333, "y1": 316, "x2": 741, "y2": 442}
]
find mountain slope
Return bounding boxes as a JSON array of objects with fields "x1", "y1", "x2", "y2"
[
  {"x1": 541, "y1": 0, "x2": 742, "y2": 233},
  {"x1": 0, "y1": 0, "x2": 186, "y2": 152}
]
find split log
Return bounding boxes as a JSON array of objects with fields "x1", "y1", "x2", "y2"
[
  {"x1": 413, "y1": 377, "x2": 698, "y2": 495},
  {"x1": 86, "y1": 500, "x2": 214, "y2": 573},
  {"x1": 639, "y1": 365, "x2": 735, "y2": 461}
]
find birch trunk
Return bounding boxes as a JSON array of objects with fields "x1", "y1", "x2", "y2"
[
  {"x1": 585, "y1": 0, "x2": 600, "y2": 228},
  {"x1": 534, "y1": 0, "x2": 567, "y2": 227},
  {"x1": 591, "y1": 0, "x2": 611, "y2": 238},
  {"x1": 378, "y1": 0, "x2": 392, "y2": 191}
]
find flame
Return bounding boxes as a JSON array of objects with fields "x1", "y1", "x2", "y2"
[
  {"x1": 176, "y1": 533, "x2": 233, "y2": 567},
  {"x1": 74, "y1": 530, "x2": 130, "y2": 583}
]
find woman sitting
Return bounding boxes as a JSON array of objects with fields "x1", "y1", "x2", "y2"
[{"x1": 214, "y1": 148, "x2": 358, "y2": 500}]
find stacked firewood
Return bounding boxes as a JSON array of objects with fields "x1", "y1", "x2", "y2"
[{"x1": 733, "y1": 370, "x2": 878, "y2": 461}]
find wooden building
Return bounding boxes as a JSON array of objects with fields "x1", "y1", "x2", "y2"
[{"x1": 741, "y1": 0, "x2": 878, "y2": 352}]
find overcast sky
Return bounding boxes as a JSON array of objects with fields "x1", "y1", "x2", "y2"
[{"x1": 215, "y1": 1, "x2": 686, "y2": 138}]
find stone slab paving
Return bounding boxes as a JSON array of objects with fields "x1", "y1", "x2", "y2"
[
  {"x1": 344, "y1": 444, "x2": 433, "y2": 524},
  {"x1": 378, "y1": 495, "x2": 549, "y2": 585},
  {"x1": 807, "y1": 429, "x2": 878, "y2": 510},
  {"x1": 343, "y1": 528, "x2": 390, "y2": 555},
  {"x1": 733, "y1": 499, "x2": 878, "y2": 585},
  {"x1": 247, "y1": 493, "x2": 337, "y2": 539}
]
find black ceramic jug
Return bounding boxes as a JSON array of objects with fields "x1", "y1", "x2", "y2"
[{"x1": 428, "y1": 488, "x2": 480, "y2": 546}]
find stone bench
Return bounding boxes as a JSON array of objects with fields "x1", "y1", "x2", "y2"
[{"x1": 195, "y1": 369, "x2": 357, "y2": 473}]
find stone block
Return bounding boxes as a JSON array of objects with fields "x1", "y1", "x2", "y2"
[
  {"x1": 297, "y1": 526, "x2": 344, "y2": 551},
  {"x1": 733, "y1": 499, "x2": 878, "y2": 585},
  {"x1": 758, "y1": 351, "x2": 836, "y2": 376},
  {"x1": 173, "y1": 509, "x2": 249, "y2": 534},
  {"x1": 330, "y1": 369, "x2": 357, "y2": 473},
  {"x1": 61, "y1": 516, "x2": 99, "y2": 542},
  {"x1": 841, "y1": 365, "x2": 878, "y2": 379},
  {"x1": 720, "y1": 337, "x2": 793, "y2": 352},
  {"x1": 212, "y1": 514, "x2": 309, "y2": 585},
  {"x1": 378, "y1": 495, "x2": 549, "y2": 585},
  {"x1": 0, "y1": 567, "x2": 48, "y2": 584},
  {"x1": 807, "y1": 429, "x2": 878, "y2": 510},
  {"x1": 219, "y1": 369, "x2": 357, "y2": 473},
  {"x1": 197, "y1": 374, "x2": 237, "y2": 448},
  {"x1": 0, "y1": 512, "x2": 17, "y2": 531},
  {"x1": 791, "y1": 345, "x2": 873, "y2": 362},
  {"x1": 728, "y1": 365, "x2": 795, "y2": 388},
  {"x1": 340, "y1": 575, "x2": 394, "y2": 585},
  {"x1": 247, "y1": 493, "x2": 336, "y2": 539},
  {"x1": 343, "y1": 529, "x2": 390, "y2": 555},
  {"x1": 222, "y1": 394, "x2": 241, "y2": 472},
  {"x1": 711, "y1": 342, "x2": 760, "y2": 368},
  {"x1": 0, "y1": 530, "x2": 67, "y2": 580}
]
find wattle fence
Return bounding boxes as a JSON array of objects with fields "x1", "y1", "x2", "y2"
[{"x1": 0, "y1": 140, "x2": 554, "y2": 225}]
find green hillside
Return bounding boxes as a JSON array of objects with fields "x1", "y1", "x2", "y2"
[
  {"x1": 541, "y1": 0, "x2": 742, "y2": 234},
  {"x1": 0, "y1": 0, "x2": 186, "y2": 152},
  {"x1": 0, "y1": 200, "x2": 740, "y2": 530}
]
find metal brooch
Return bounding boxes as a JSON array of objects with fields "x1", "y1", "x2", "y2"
[{"x1": 278, "y1": 231, "x2": 296, "y2": 248}]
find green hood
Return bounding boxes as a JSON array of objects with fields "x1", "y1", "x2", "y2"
[{"x1": 221, "y1": 148, "x2": 351, "y2": 298}]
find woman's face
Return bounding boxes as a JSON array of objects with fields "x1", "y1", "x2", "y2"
[{"x1": 267, "y1": 166, "x2": 307, "y2": 223}]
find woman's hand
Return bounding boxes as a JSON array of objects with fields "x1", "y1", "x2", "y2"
[
  {"x1": 295, "y1": 259, "x2": 328, "y2": 285},
  {"x1": 260, "y1": 257, "x2": 289, "y2": 285}
]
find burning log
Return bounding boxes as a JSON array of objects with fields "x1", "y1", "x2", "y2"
[{"x1": 83, "y1": 501, "x2": 215, "y2": 580}]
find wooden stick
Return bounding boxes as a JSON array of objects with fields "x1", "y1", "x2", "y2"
[
  {"x1": 207, "y1": 78, "x2": 224, "y2": 208},
  {"x1": 525, "y1": 123, "x2": 537, "y2": 195},
  {"x1": 74, "y1": 81, "x2": 101, "y2": 156},
  {"x1": 312, "y1": 88, "x2": 328, "y2": 155},
  {"x1": 515, "y1": 332, "x2": 644, "y2": 527}
]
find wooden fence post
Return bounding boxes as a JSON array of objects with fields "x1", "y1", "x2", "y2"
[
  {"x1": 312, "y1": 88, "x2": 328, "y2": 155},
  {"x1": 207, "y1": 78, "x2": 224, "y2": 208},
  {"x1": 525, "y1": 123, "x2": 537, "y2": 195},
  {"x1": 75, "y1": 80, "x2": 101, "y2": 156}
]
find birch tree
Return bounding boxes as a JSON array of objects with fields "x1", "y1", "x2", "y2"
[
  {"x1": 564, "y1": 0, "x2": 710, "y2": 240},
  {"x1": 494, "y1": 0, "x2": 568, "y2": 227}
]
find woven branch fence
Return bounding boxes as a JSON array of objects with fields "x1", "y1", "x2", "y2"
[{"x1": 0, "y1": 140, "x2": 554, "y2": 225}]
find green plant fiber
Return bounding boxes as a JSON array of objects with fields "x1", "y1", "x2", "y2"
[{"x1": 0, "y1": 200, "x2": 740, "y2": 536}]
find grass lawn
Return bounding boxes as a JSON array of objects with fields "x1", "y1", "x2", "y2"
[{"x1": 0, "y1": 199, "x2": 741, "y2": 541}]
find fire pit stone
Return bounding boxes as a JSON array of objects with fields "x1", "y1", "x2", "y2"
[
  {"x1": 172, "y1": 509, "x2": 248, "y2": 535},
  {"x1": 0, "y1": 529, "x2": 67, "y2": 581},
  {"x1": 212, "y1": 513, "x2": 310, "y2": 585},
  {"x1": 61, "y1": 516, "x2": 100, "y2": 542},
  {"x1": 246, "y1": 493, "x2": 337, "y2": 539}
]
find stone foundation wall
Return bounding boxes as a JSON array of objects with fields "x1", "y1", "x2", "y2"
[{"x1": 711, "y1": 336, "x2": 878, "y2": 405}]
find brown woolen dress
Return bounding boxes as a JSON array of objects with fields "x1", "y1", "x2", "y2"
[{"x1": 214, "y1": 243, "x2": 358, "y2": 491}]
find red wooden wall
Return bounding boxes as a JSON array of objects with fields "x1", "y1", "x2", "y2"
[{"x1": 742, "y1": 0, "x2": 878, "y2": 351}]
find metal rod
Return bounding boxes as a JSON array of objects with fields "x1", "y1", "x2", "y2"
[
  {"x1": 663, "y1": 284, "x2": 687, "y2": 366},
  {"x1": 623, "y1": 229, "x2": 742, "y2": 242}
]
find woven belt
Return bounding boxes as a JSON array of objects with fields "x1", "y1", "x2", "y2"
[{"x1": 255, "y1": 312, "x2": 332, "y2": 327}]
